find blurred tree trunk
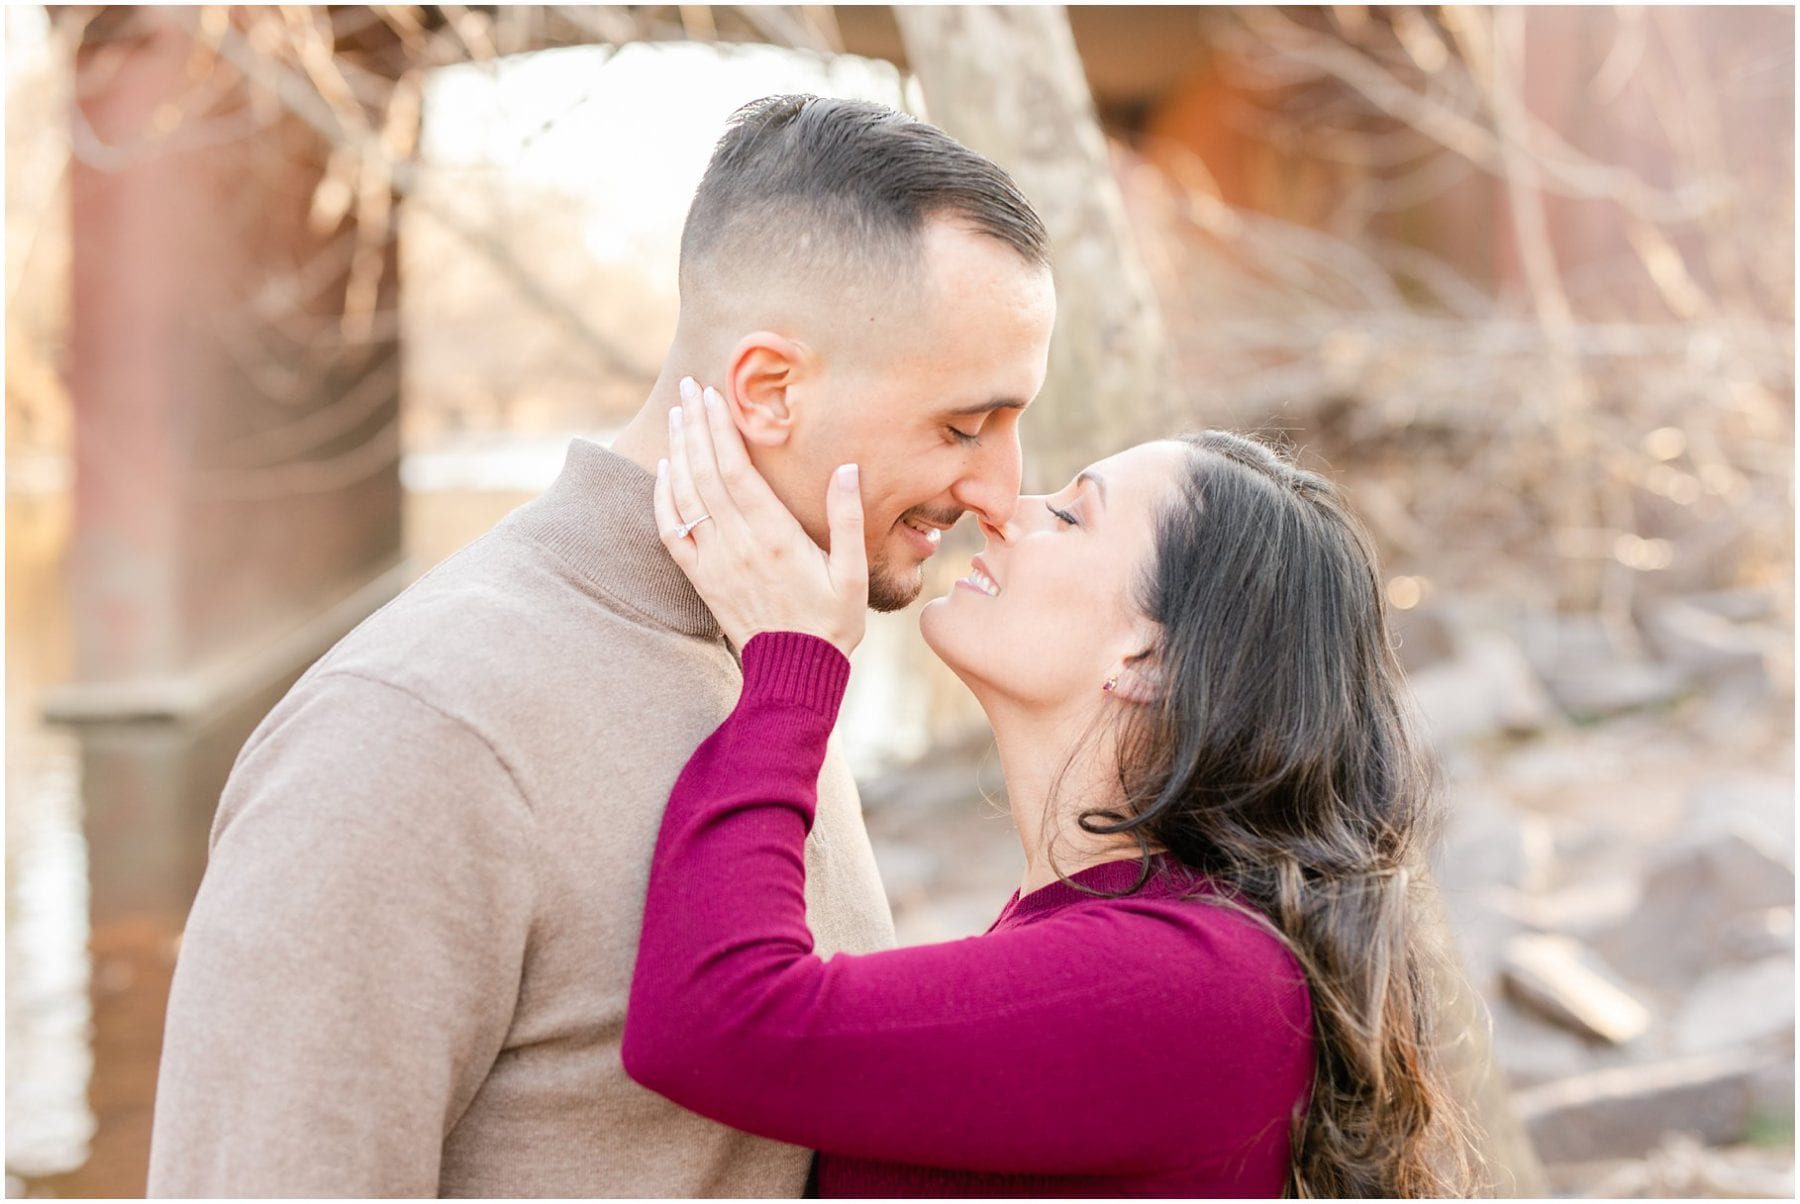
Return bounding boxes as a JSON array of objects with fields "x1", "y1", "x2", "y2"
[
  {"x1": 893, "y1": 4, "x2": 1178, "y2": 491},
  {"x1": 896, "y1": 6, "x2": 1546, "y2": 1195},
  {"x1": 52, "y1": 5, "x2": 409, "y2": 726}
]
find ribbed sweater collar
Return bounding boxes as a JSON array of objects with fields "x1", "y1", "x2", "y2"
[
  {"x1": 1001, "y1": 852, "x2": 1189, "y2": 926},
  {"x1": 511, "y1": 438, "x2": 721, "y2": 642}
]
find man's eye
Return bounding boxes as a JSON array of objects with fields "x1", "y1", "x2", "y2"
[{"x1": 949, "y1": 426, "x2": 981, "y2": 446}]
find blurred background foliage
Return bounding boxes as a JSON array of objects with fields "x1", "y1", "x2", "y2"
[{"x1": 6, "y1": 5, "x2": 1793, "y2": 1197}]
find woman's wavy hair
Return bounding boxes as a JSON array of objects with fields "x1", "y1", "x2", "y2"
[{"x1": 1068, "y1": 431, "x2": 1478, "y2": 1196}]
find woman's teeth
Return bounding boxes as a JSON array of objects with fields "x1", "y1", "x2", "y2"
[{"x1": 962, "y1": 568, "x2": 1000, "y2": 597}]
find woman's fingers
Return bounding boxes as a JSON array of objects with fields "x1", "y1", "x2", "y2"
[
  {"x1": 653, "y1": 457, "x2": 696, "y2": 568},
  {"x1": 666, "y1": 402, "x2": 709, "y2": 536},
  {"x1": 699, "y1": 385, "x2": 785, "y2": 520},
  {"x1": 827, "y1": 463, "x2": 868, "y2": 605},
  {"x1": 678, "y1": 385, "x2": 738, "y2": 534}
]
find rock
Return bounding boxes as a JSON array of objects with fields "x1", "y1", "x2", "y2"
[
  {"x1": 1591, "y1": 821, "x2": 1795, "y2": 989},
  {"x1": 1519, "y1": 611, "x2": 1693, "y2": 719},
  {"x1": 1549, "y1": 659, "x2": 1692, "y2": 719},
  {"x1": 1502, "y1": 933, "x2": 1653, "y2": 1045},
  {"x1": 1432, "y1": 790, "x2": 1552, "y2": 992},
  {"x1": 1722, "y1": 908, "x2": 1795, "y2": 962},
  {"x1": 1696, "y1": 670, "x2": 1794, "y2": 751},
  {"x1": 1683, "y1": 587, "x2": 1779, "y2": 624},
  {"x1": 1645, "y1": 597, "x2": 1775, "y2": 684},
  {"x1": 1547, "y1": 816, "x2": 1646, "y2": 874},
  {"x1": 1561, "y1": 1133, "x2": 1798, "y2": 1199},
  {"x1": 1435, "y1": 786, "x2": 1555, "y2": 896},
  {"x1": 1433, "y1": 887, "x2": 1525, "y2": 997},
  {"x1": 1685, "y1": 773, "x2": 1795, "y2": 857},
  {"x1": 1489, "y1": 994, "x2": 1616, "y2": 1087},
  {"x1": 1749, "y1": 1049, "x2": 1795, "y2": 1120},
  {"x1": 1408, "y1": 630, "x2": 1557, "y2": 747},
  {"x1": 1515, "y1": 1048, "x2": 1773, "y2": 1163},
  {"x1": 1672, "y1": 956, "x2": 1797, "y2": 1056},
  {"x1": 1490, "y1": 876, "x2": 1640, "y2": 941},
  {"x1": 1661, "y1": 822, "x2": 1794, "y2": 915}
]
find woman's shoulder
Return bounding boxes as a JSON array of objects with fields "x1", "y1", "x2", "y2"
[
  {"x1": 1039, "y1": 860, "x2": 1315, "y2": 1071},
  {"x1": 1068, "y1": 861, "x2": 1310, "y2": 1000}
]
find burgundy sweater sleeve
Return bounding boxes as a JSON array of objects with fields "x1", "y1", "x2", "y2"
[{"x1": 623, "y1": 632, "x2": 1307, "y2": 1177}]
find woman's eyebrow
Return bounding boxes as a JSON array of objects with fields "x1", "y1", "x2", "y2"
[
  {"x1": 1076, "y1": 470, "x2": 1108, "y2": 508},
  {"x1": 944, "y1": 397, "x2": 1028, "y2": 417}
]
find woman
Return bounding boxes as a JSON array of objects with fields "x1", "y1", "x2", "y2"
[{"x1": 622, "y1": 382, "x2": 1473, "y2": 1197}]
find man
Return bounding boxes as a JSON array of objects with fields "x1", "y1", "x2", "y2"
[{"x1": 149, "y1": 94, "x2": 1056, "y2": 1196}]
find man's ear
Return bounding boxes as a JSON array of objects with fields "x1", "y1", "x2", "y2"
[{"x1": 727, "y1": 332, "x2": 811, "y2": 448}]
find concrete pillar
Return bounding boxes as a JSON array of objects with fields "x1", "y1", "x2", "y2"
[{"x1": 53, "y1": 6, "x2": 406, "y2": 725}]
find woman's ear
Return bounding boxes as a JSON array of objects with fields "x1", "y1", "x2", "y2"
[
  {"x1": 727, "y1": 332, "x2": 810, "y2": 448},
  {"x1": 1105, "y1": 662, "x2": 1165, "y2": 705},
  {"x1": 1104, "y1": 630, "x2": 1167, "y2": 705}
]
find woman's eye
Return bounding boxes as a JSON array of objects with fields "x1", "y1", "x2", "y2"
[
  {"x1": 1047, "y1": 502, "x2": 1079, "y2": 527},
  {"x1": 949, "y1": 426, "x2": 981, "y2": 446}
]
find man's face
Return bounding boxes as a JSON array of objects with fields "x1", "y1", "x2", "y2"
[{"x1": 782, "y1": 221, "x2": 1057, "y2": 611}]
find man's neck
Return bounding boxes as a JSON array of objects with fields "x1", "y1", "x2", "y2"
[{"x1": 608, "y1": 377, "x2": 682, "y2": 475}]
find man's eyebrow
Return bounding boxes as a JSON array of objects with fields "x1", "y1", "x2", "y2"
[
  {"x1": 1076, "y1": 470, "x2": 1108, "y2": 508},
  {"x1": 944, "y1": 397, "x2": 1029, "y2": 417}
]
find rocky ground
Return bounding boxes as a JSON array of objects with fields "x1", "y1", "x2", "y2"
[{"x1": 856, "y1": 588, "x2": 1794, "y2": 1198}]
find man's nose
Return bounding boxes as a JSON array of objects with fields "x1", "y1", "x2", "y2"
[
  {"x1": 953, "y1": 426, "x2": 1024, "y2": 531},
  {"x1": 975, "y1": 509, "x2": 1023, "y2": 544},
  {"x1": 978, "y1": 490, "x2": 1049, "y2": 544}
]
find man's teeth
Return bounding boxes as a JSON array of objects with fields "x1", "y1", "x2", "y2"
[
  {"x1": 963, "y1": 568, "x2": 1000, "y2": 597},
  {"x1": 906, "y1": 520, "x2": 942, "y2": 545}
]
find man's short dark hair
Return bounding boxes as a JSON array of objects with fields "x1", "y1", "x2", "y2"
[{"x1": 679, "y1": 95, "x2": 1050, "y2": 298}]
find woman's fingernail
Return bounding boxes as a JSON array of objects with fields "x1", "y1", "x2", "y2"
[
  {"x1": 702, "y1": 386, "x2": 723, "y2": 411},
  {"x1": 670, "y1": 406, "x2": 682, "y2": 431},
  {"x1": 656, "y1": 458, "x2": 667, "y2": 480},
  {"x1": 679, "y1": 377, "x2": 699, "y2": 404},
  {"x1": 836, "y1": 463, "x2": 859, "y2": 487}
]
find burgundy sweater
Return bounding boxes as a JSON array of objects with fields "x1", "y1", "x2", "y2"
[{"x1": 623, "y1": 633, "x2": 1315, "y2": 1198}]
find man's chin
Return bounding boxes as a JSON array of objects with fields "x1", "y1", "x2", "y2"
[{"x1": 867, "y1": 562, "x2": 926, "y2": 613}]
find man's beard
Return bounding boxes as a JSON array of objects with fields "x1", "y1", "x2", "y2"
[
  {"x1": 865, "y1": 508, "x2": 961, "y2": 613},
  {"x1": 867, "y1": 558, "x2": 924, "y2": 613}
]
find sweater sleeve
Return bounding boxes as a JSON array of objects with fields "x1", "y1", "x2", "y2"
[
  {"x1": 623, "y1": 633, "x2": 1308, "y2": 1177},
  {"x1": 147, "y1": 671, "x2": 537, "y2": 1198}
]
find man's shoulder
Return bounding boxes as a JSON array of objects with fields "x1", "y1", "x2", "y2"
[
  {"x1": 269, "y1": 533, "x2": 734, "y2": 756},
  {"x1": 317, "y1": 526, "x2": 644, "y2": 687}
]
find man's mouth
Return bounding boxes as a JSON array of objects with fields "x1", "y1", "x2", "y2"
[{"x1": 899, "y1": 515, "x2": 950, "y2": 549}]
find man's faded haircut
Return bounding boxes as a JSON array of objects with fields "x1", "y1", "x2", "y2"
[{"x1": 678, "y1": 95, "x2": 1050, "y2": 301}]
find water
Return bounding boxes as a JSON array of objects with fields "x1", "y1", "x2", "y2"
[{"x1": 4, "y1": 485, "x2": 322, "y2": 1195}]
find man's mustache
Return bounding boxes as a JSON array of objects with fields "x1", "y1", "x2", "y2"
[{"x1": 896, "y1": 506, "x2": 966, "y2": 530}]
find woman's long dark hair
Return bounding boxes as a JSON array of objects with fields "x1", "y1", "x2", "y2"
[{"x1": 1071, "y1": 431, "x2": 1476, "y2": 1196}]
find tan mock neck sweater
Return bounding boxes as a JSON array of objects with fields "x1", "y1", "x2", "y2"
[{"x1": 147, "y1": 439, "x2": 897, "y2": 1198}]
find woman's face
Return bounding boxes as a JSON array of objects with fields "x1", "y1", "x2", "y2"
[{"x1": 920, "y1": 440, "x2": 1191, "y2": 708}]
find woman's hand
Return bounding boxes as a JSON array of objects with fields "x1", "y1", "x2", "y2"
[{"x1": 654, "y1": 376, "x2": 868, "y2": 657}]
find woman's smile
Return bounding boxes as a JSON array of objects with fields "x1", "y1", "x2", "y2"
[{"x1": 954, "y1": 556, "x2": 1002, "y2": 597}]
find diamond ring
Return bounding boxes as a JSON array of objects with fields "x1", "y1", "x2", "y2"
[{"x1": 672, "y1": 513, "x2": 713, "y2": 539}]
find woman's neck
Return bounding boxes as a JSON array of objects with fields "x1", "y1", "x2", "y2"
[{"x1": 984, "y1": 697, "x2": 1150, "y2": 896}]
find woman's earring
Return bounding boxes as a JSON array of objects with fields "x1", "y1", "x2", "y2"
[{"x1": 1102, "y1": 674, "x2": 1119, "y2": 694}]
